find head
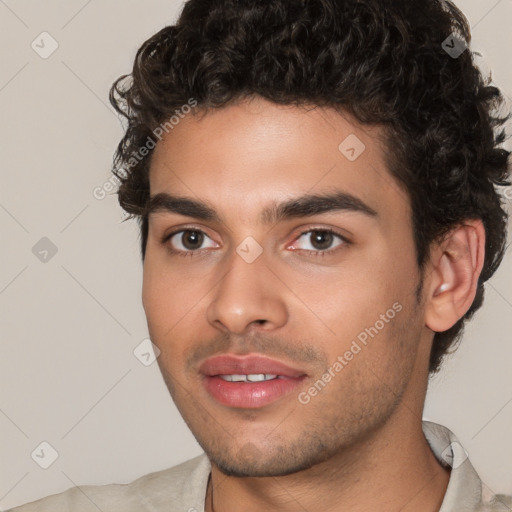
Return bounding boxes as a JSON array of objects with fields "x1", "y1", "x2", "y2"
[{"x1": 110, "y1": 0, "x2": 510, "y2": 477}]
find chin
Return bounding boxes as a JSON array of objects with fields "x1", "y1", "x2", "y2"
[{"x1": 205, "y1": 439, "x2": 332, "y2": 478}]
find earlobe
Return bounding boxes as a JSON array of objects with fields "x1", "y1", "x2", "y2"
[{"x1": 425, "y1": 220, "x2": 485, "y2": 333}]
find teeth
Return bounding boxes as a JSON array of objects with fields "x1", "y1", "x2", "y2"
[
  {"x1": 219, "y1": 374, "x2": 278, "y2": 382},
  {"x1": 247, "y1": 374, "x2": 277, "y2": 382},
  {"x1": 228, "y1": 374, "x2": 248, "y2": 382}
]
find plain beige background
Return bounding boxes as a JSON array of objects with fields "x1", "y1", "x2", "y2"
[{"x1": 0, "y1": 0, "x2": 511, "y2": 509}]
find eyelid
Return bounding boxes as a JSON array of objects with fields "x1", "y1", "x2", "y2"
[
  {"x1": 161, "y1": 224, "x2": 218, "y2": 243},
  {"x1": 287, "y1": 223, "x2": 351, "y2": 243},
  {"x1": 161, "y1": 225, "x2": 220, "y2": 256},
  {"x1": 161, "y1": 224, "x2": 351, "y2": 255},
  {"x1": 286, "y1": 227, "x2": 350, "y2": 252}
]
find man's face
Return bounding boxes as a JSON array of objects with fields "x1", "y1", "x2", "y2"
[{"x1": 143, "y1": 96, "x2": 430, "y2": 477}]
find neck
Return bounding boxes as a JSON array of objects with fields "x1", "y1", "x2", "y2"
[{"x1": 205, "y1": 409, "x2": 450, "y2": 512}]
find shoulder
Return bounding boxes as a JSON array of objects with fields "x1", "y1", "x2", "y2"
[{"x1": 7, "y1": 454, "x2": 210, "y2": 512}]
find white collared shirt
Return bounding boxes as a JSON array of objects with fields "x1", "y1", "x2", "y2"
[{"x1": 8, "y1": 421, "x2": 512, "y2": 511}]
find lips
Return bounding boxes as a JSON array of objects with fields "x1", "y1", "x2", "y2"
[
  {"x1": 200, "y1": 354, "x2": 306, "y2": 378},
  {"x1": 199, "y1": 354, "x2": 307, "y2": 409}
]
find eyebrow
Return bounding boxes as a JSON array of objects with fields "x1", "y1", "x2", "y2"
[{"x1": 146, "y1": 190, "x2": 378, "y2": 224}]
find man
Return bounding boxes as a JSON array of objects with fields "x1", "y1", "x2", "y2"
[{"x1": 9, "y1": 0, "x2": 511, "y2": 510}]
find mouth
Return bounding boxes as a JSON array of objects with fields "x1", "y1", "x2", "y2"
[{"x1": 199, "y1": 354, "x2": 308, "y2": 409}]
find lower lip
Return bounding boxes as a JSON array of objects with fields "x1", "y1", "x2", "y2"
[{"x1": 203, "y1": 376, "x2": 305, "y2": 408}]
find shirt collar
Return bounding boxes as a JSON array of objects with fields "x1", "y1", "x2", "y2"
[
  {"x1": 189, "y1": 421, "x2": 502, "y2": 512},
  {"x1": 423, "y1": 421, "x2": 485, "y2": 511}
]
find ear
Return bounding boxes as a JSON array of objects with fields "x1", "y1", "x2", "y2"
[{"x1": 424, "y1": 220, "x2": 486, "y2": 333}]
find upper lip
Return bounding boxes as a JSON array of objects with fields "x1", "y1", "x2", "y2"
[{"x1": 199, "y1": 354, "x2": 307, "y2": 379}]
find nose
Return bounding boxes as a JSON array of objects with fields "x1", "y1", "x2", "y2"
[{"x1": 206, "y1": 248, "x2": 288, "y2": 335}]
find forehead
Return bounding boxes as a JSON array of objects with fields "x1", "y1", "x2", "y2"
[{"x1": 148, "y1": 96, "x2": 409, "y2": 224}]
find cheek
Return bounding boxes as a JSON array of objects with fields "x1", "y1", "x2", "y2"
[
  {"x1": 142, "y1": 256, "x2": 189, "y2": 342},
  {"x1": 297, "y1": 251, "x2": 417, "y2": 363},
  {"x1": 142, "y1": 255, "x2": 212, "y2": 365},
  {"x1": 142, "y1": 260, "x2": 168, "y2": 330},
  {"x1": 143, "y1": 252, "x2": 198, "y2": 323},
  {"x1": 282, "y1": 254, "x2": 402, "y2": 335},
  {"x1": 142, "y1": 271, "x2": 186, "y2": 379}
]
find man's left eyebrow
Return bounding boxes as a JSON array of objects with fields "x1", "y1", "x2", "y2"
[{"x1": 260, "y1": 191, "x2": 378, "y2": 225}]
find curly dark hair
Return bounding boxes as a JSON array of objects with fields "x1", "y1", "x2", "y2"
[{"x1": 109, "y1": 0, "x2": 510, "y2": 374}]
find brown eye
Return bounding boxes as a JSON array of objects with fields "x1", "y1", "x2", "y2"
[
  {"x1": 290, "y1": 229, "x2": 347, "y2": 254},
  {"x1": 181, "y1": 230, "x2": 203, "y2": 250},
  {"x1": 309, "y1": 231, "x2": 334, "y2": 250},
  {"x1": 167, "y1": 229, "x2": 218, "y2": 252}
]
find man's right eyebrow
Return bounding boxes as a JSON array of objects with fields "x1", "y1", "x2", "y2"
[{"x1": 146, "y1": 193, "x2": 220, "y2": 222}]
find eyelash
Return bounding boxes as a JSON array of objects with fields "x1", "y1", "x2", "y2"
[
  {"x1": 288, "y1": 228, "x2": 349, "y2": 257},
  {"x1": 161, "y1": 226, "x2": 350, "y2": 258}
]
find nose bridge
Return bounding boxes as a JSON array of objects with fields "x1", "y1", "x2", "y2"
[{"x1": 206, "y1": 242, "x2": 288, "y2": 333}]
